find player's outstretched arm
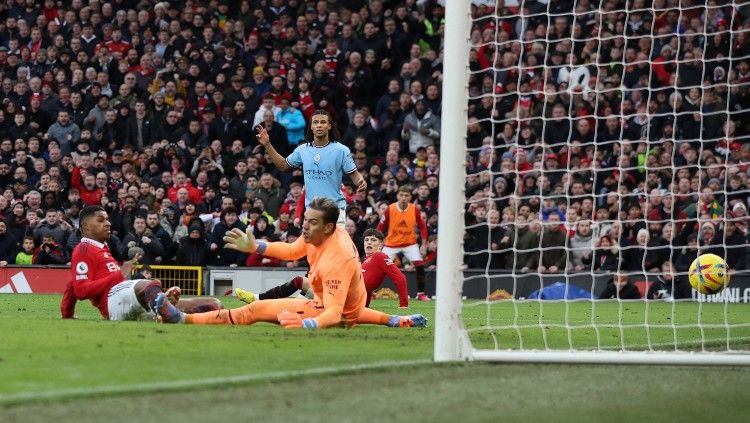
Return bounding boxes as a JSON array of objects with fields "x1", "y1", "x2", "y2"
[
  {"x1": 256, "y1": 125, "x2": 291, "y2": 171},
  {"x1": 224, "y1": 227, "x2": 306, "y2": 261}
]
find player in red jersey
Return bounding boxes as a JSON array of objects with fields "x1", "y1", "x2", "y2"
[
  {"x1": 234, "y1": 229, "x2": 409, "y2": 308},
  {"x1": 60, "y1": 206, "x2": 219, "y2": 320}
]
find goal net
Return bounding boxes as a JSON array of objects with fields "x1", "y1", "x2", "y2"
[{"x1": 436, "y1": 0, "x2": 750, "y2": 364}]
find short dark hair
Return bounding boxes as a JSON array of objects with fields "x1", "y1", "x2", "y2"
[
  {"x1": 362, "y1": 228, "x2": 384, "y2": 241},
  {"x1": 79, "y1": 205, "x2": 105, "y2": 225},
  {"x1": 221, "y1": 206, "x2": 238, "y2": 218},
  {"x1": 307, "y1": 197, "x2": 340, "y2": 225},
  {"x1": 398, "y1": 185, "x2": 413, "y2": 195}
]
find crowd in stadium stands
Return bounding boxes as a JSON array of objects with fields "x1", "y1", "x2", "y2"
[
  {"x1": 462, "y1": 0, "x2": 750, "y2": 276},
  {"x1": 0, "y1": 0, "x2": 746, "y2": 279}
]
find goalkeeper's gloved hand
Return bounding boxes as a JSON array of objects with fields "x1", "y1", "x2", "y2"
[{"x1": 278, "y1": 310, "x2": 317, "y2": 329}]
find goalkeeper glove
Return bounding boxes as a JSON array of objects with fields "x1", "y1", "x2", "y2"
[{"x1": 278, "y1": 310, "x2": 318, "y2": 329}]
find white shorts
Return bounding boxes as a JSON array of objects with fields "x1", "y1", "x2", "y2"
[
  {"x1": 107, "y1": 280, "x2": 152, "y2": 321},
  {"x1": 382, "y1": 244, "x2": 422, "y2": 263},
  {"x1": 337, "y1": 208, "x2": 346, "y2": 227}
]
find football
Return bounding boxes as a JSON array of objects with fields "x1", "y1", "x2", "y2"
[{"x1": 689, "y1": 254, "x2": 730, "y2": 295}]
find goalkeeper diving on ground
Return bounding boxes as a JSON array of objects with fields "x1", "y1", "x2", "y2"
[
  {"x1": 154, "y1": 197, "x2": 426, "y2": 329},
  {"x1": 233, "y1": 228, "x2": 410, "y2": 309}
]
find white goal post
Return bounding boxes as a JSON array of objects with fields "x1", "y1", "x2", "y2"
[{"x1": 435, "y1": 0, "x2": 750, "y2": 365}]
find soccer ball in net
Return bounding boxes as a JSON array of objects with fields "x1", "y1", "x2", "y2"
[{"x1": 688, "y1": 254, "x2": 730, "y2": 295}]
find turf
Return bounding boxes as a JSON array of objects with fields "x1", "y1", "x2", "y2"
[{"x1": 1, "y1": 294, "x2": 749, "y2": 422}]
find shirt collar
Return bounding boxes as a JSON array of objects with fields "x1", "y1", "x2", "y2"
[{"x1": 81, "y1": 237, "x2": 105, "y2": 249}]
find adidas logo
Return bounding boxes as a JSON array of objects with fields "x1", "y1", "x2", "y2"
[{"x1": 0, "y1": 272, "x2": 32, "y2": 293}]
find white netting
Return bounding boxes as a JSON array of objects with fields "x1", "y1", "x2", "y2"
[{"x1": 457, "y1": 0, "x2": 750, "y2": 356}]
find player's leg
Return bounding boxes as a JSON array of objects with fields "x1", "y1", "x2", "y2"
[
  {"x1": 337, "y1": 208, "x2": 346, "y2": 227},
  {"x1": 132, "y1": 279, "x2": 165, "y2": 313},
  {"x1": 236, "y1": 276, "x2": 307, "y2": 304},
  {"x1": 156, "y1": 296, "x2": 322, "y2": 325},
  {"x1": 381, "y1": 246, "x2": 399, "y2": 260},
  {"x1": 177, "y1": 297, "x2": 222, "y2": 313},
  {"x1": 356, "y1": 307, "x2": 427, "y2": 328},
  {"x1": 403, "y1": 244, "x2": 429, "y2": 301},
  {"x1": 109, "y1": 280, "x2": 158, "y2": 321},
  {"x1": 152, "y1": 285, "x2": 220, "y2": 313}
]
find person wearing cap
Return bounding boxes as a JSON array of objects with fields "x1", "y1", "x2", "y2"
[
  {"x1": 250, "y1": 65, "x2": 271, "y2": 98},
  {"x1": 175, "y1": 220, "x2": 211, "y2": 266},
  {"x1": 256, "y1": 109, "x2": 367, "y2": 226}
]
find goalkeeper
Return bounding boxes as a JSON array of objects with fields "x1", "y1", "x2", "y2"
[
  {"x1": 234, "y1": 228, "x2": 410, "y2": 308},
  {"x1": 155, "y1": 197, "x2": 425, "y2": 329}
]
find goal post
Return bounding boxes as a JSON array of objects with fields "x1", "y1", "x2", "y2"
[
  {"x1": 435, "y1": 0, "x2": 750, "y2": 365},
  {"x1": 434, "y1": 0, "x2": 472, "y2": 362}
]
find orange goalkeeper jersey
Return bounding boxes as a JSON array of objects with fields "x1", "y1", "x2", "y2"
[{"x1": 264, "y1": 227, "x2": 366, "y2": 327}]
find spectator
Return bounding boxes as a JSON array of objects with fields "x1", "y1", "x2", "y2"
[
  {"x1": 254, "y1": 173, "x2": 286, "y2": 218},
  {"x1": 569, "y1": 220, "x2": 594, "y2": 272},
  {"x1": 592, "y1": 235, "x2": 619, "y2": 272},
  {"x1": 45, "y1": 111, "x2": 80, "y2": 155},
  {"x1": 536, "y1": 212, "x2": 568, "y2": 274},
  {"x1": 275, "y1": 92, "x2": 306, "y2": 148},
  {"x1": 146, "y1": 211, "x2": 174, "y2": 263},
  {"x1": 122, "y1": 215, "x2": 165, "y2": 265},
  {"x1": 175, "y1": 221, "x2": 211, "y2": 266},
  {"x1": 647, "y1": 261, "x2": 691, "y2": 300},
  {"x1": 210, "y1": 207, "x2": 247, "y2": 267},
  {"x1": 0, "y1": 220, "x2": 18, "y2": 266},
  {"x1": 599, "y1": 272, "x2": 642, "y2": 300},
  {"x1": 32, "y1": 234, "x2": 67, "y2": 265},
  {"x1": 401, "y1": 99, "x2": 440, "y2": 154},
  {"x1": 14, "y1": 236, "x2": 35, "y2": 265},
  {"x1": 33, "y1": 208, "x2": 71, "y2": 247}
]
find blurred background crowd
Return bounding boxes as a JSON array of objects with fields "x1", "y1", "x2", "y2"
[{"x1": 0, "y1": 0, "x2": 747, "y2": 278}]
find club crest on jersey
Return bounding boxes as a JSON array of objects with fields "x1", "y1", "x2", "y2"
[
  {"x1": 314, "y1": 154, "x2": 321, "y2": 162},
  {"x1": 76, "y1": 262, "x2": 89, "y2": 274}
]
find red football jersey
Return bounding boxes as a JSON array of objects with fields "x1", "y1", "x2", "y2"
[
  {"x1": 362, "y1": 251, "x2": 409, "y2": 307},
  {"x1": 60, "y1": 238, "x2": 124, "y2": 319}
]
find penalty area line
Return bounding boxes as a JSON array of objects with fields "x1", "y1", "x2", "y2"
[{"x1": 0, "y1": 359, "x2": 433, "y2": 407}]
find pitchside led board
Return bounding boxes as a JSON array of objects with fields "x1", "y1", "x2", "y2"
[{"x1": 0, "y1": 267, "x2": 70, "y2": 293}]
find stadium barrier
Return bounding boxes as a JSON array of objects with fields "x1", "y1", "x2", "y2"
[
  {"x1": 0, "y1": 265, "x2": 203, "y2": 295},
  {"x1": 2, "y1": 265, "x2": 748, "y2": 303},
  {"x1": 205, "y1": 267, "x2": 750, "y2": 302},
  {"x1": 133, "y1": 265, "x2": 203, "y2": 296}
]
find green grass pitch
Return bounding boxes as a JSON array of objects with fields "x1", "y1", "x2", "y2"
[{"x1": 1, "y1": 294, "x2": 749, "y2": 422}]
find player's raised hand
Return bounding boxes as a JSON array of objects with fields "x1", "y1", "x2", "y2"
[
  {"x1": 223, "y1": 226, "x2": 258, "y2": 253},
  {"x1": 255, "y1": 125, "x2": 270, "y2": 147}
]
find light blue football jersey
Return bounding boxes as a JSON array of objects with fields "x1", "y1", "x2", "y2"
[{"x1": 286, "y1": 141, "x2": 356, "y2": 209}]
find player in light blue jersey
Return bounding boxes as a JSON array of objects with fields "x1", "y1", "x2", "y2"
[{"x1": 256, "y1": 109, "x2": 367, "y2": 225}]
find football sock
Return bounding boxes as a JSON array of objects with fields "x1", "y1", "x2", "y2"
[
  {"x1": 258, "y1": 276, "x2": 304, "y2": 300},
  {"x1": 416, "y1": 265, "x2": 426, "y2": 293},
  {"x1": 183, "y1": 304, "x2": 219, "y2": 314},
  {"x1": 356, "y1": 307, "x2": 392, "y2": 326},
  {"x1": 144, "y1": 283, "x2": 163, "y2": 312},
  {"x1": 186, "y1": 308, "x2": 236, "y2": 324}
]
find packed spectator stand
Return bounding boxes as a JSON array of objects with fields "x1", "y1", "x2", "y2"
[{"x1": 0, "y1": 0, "x2": 746, "y2": 283}]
